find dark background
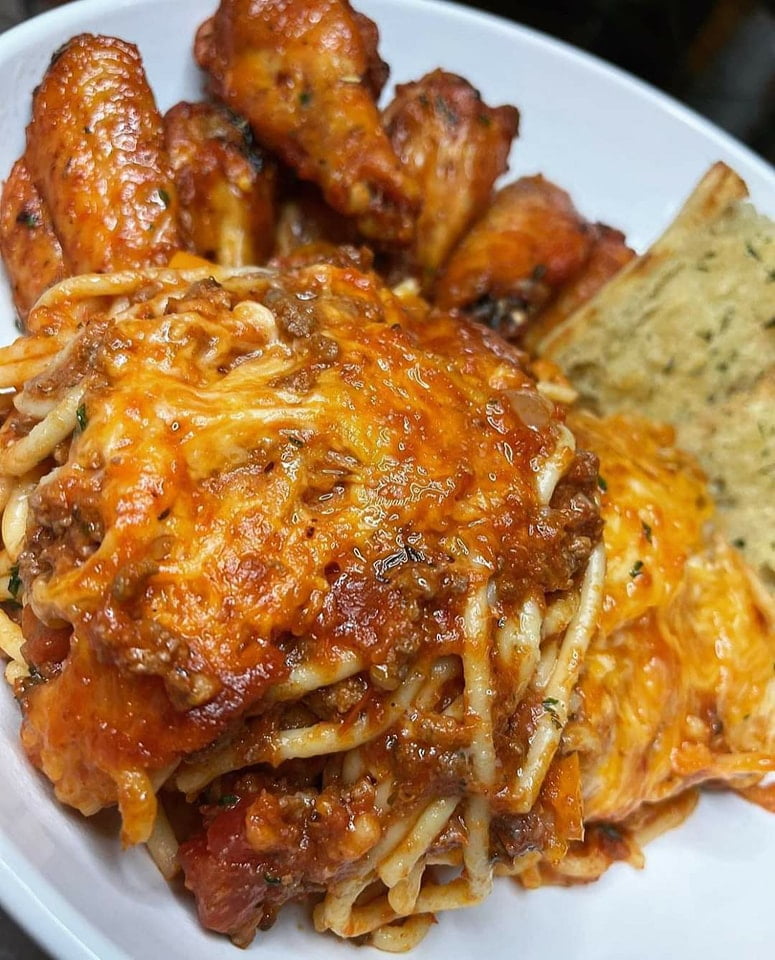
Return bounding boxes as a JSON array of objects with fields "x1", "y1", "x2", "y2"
[
  {"x1": 0, "y1": 0, "x2": 773, "y2": 957},
  {"x1": 470, "y1": 0, "x2": 775, "y2": 163}
]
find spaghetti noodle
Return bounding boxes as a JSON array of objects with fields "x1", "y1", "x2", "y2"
[
  {"x1": 0, "y1": 263, "x2": 605, "y2": 947},
  {"x1": 0, "y1": 0, "x2": 772, "y2": 950}
]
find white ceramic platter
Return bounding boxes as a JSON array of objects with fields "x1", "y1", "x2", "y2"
[{"x1": 0, "y1": 1, "x2": 773, "y2": 958}]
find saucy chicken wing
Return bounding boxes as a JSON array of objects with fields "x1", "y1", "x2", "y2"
[
  {"x1": 0, "y1": 158, "x2": 65, "y2": 325},
  {"x1": 25, "y1": 34, "x2": 183, "y2": 274},
  {"x1": 195, "y1": 0, "x2": 419, "y2": 244},
  {"x1": 273, "y1": 182, "x2": 361, "y2": 260},
  {"x1": 523, "y1": 225, "x2": 634, "y2": 350},
  {"x1": 384, "y1": 69, "x2": 519, "y2": 282},
  {"x1": 164, "y1": 102, "x2": 276, "y2": 267},
  {"x1": 434, "y1": 176, "x2": 593, "y2": 335}
]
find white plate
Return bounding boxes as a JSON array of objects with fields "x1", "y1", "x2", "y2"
[{"x1": 0, "y1": 1, "x2": 773, "y2": 958}]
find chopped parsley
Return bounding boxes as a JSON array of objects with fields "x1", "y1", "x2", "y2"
[
  {"x1": 434, "y1": 95, "x2": 459, "y2": 127},
  {"x1": 596, "y1": 475, "x2": 608, "y2": 493},
  {"x1": 264, "y1": 874, "x2": 282, "y2": 886},
  {"x1": 641, "y1": 521, "x2": 653, "y2": 543},
  {"x1": 542, "y1": 697, "x2": 563, "y2": 730},
  {"x1": 16, "y1": 210, "x2": 40, "y2": 229},
  {"x1": 298, "y1": 90, "x2": 313, "y2": 107},
  {"x1": 157, "y1": 188, "x2": 170, "y2": 208},
  {"x1": 7, "y1": 565, "x2": 21, "y2": 599},
  {"x1": 76, "y1": 403, "x2": 88, "y2": 431},
  {"x1": 218, "y1": 794, "x2": 239, "y2": 807},
  {"x1": 629, "y1": 559, "x2": 644, "y2": 579}
]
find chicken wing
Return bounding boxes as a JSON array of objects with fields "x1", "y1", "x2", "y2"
[
  {"x1": 434, "y1": 176, "x2": 593, "y2": 335},
  {"x1": 383, "y1": 70, "x2": 518, "y2": 281},
  {"x1": 165, "y1": 102, "x2": 276, "y2": 267},
  {"x1": 25, "y1": 33, "x2": 183, "y2": 274},
  {"x1": 195, "y1": 0, "x2": 419, "y2": 244},
  {"x1": 0, "y1": 158, "x2": 65, "y2": 326},
  {"x1": 523, "y1": 225, "x2": 634, "y2": 350},
  {"x1": 273, "y1": 181, "x2": 360, "y2": 258},
  {"x1": 351, "y1": 8, "x2": 390, "y2": 100}
]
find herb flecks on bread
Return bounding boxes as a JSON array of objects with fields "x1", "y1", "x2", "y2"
[{"x1": 539, "y1": 163, "x2": 775, "y2": 586}]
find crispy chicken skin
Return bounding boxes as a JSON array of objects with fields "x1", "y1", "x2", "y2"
[
  {"x1": 523, "y1": 225, "x2": 634, "y2": 350},
  {"x1": 273, "y1": 182, "x2": 360, "y2": 259},
  {"x1": 24, "y1": 34, "x2": 183, "y2": 274},
  {"x1": 351, "y1": 9, "x2": 390, "y2": 100},
  {"x1": 164, "y1": 102, "x2": 276, "y2": 267},
  {"x1": 0, "y1": 158, "x2": 65, "y2": 325},
  {"x1": 195, "y1": 0, "x2": 420, "y2": 244},
  {"x1": 434, "y1": 176, "x2": 593, "y2": 332},
  {"x1": 383, "y1": 69, "x2": 519, "y2": 280}
]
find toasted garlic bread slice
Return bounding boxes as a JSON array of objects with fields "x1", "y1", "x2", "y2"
[{"x1": 539, "y1": 163, "x2": 775, "y2": 585}]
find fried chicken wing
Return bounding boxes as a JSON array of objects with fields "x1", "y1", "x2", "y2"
[
  {"x1": 434, "y1": 176, "x2": 593, "y2": 334},
  {"x1": 164, "y1": 102, "x2": 276, "y2": 267},
  {"x1": 352, "y1": 8, "x2": 390, "y2": 100},
  {"x1": 195, "y1": 0, "x2": 419, "y2": 244},
  {"x1": 523, "y1": 225, "x2": 634, "y2": 350},
  {"x1": 273, "y1": 182, "x2": 360, "y2": 259},
  {"x1": 383, "y1": 70, "x2": 519, "y2": 281},
  {"x1": 0, "y1": 158, "x2": 65, "y2": 325},
  {"x1": 25, "y1": 34, "x2": 183, "y2": 274}
]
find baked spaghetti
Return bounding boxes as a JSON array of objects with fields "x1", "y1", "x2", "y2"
[{"x1": 0, "y1": 262, "x2": 604, "y2": 947}]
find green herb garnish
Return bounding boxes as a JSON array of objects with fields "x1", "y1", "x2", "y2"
[
  {"x1": 76, "y1": 403, "x2": 88, "y2": 431},
  {"x1": 157, "y1": 188, "x2": 170, "y2": 208},
  {"x1": 16, "y1": 210, "x2": 40, "y2": 229},
  {"x1": 542, "y1": 697, "x2": 563, "y2": 730},
  {"x1": 630, "y1": 560, "x2": 644, "y2": 578},
  {"x1": 7, "y1": 565, "x2": 21, "y2": 599},
  {"x1": 641, "y1": 521, "x2": 653, "y2": 543},
  {"x1": 597, "y1": 475, "x2": 608, "y2": 493},
  {"x1": 218, "y1": 794, "x2": 239, "y2": 807}
]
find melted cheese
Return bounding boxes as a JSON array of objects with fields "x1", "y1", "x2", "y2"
[{"x1": 17, "y1": 265, "x2": 590, "y2": 838}]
